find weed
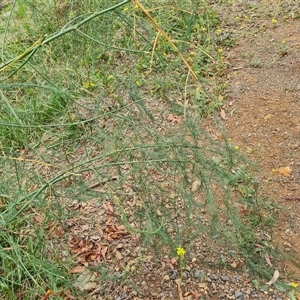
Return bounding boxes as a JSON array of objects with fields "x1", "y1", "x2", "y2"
[{"x1": 250, "y1": 59, "x2": 262, "y2": 68}]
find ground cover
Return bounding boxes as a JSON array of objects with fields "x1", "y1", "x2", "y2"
[{"x1": 0, "y1": 0, "x2": 299, "y2": 299}]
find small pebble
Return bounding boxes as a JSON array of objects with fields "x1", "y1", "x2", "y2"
[
  {"x1": 212, "y1": 274, "x2": 219, "y2": 280},
  {"x1": 169, "y1": 270, "x2": 177, "y2": 280},
  {"x1": 235, "y1": 291, "x2": 243, "y2": 298},
  {"x1": 221, "y1": 275, "x2": 230, "y2": 281}
]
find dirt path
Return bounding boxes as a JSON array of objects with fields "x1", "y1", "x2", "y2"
[{"x1": 223, "y1": 18, "x2": 300, "y2": 279}]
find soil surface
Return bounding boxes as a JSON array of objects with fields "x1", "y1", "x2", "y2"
[
  {"x1": 2, "y1": 2, "x2": 300, "y2": 300},
  {"x1": 224, "y1": 14, "x2": 300, "y2": 280}
]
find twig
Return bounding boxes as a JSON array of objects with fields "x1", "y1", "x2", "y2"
[
  {"x1": 285, "y1": 197, "x2": 300, "y2": 201},
  {"x1": 0, "y1": 154, "x2": 81, "y2": 176},
  {"x1": 133, "y1": 0, "x2": 198, "y2": 80},
  {"x1": 0, "y1": 227, "x2": 35, "y2": 237}
]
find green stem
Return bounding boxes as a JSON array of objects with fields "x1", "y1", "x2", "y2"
[
  {"x1": 0, "y1": 0, "x2": 131, "y2": 72},
  {"x1": 179, "y1": 257, "x2": 183, "y2": 283}
]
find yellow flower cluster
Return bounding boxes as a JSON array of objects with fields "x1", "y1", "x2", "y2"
[
  {"x1": 290, "y1": 282, "x2": 299, "y2": 289},
  {"x1": 83, "y1": 81, "x2": 95, "y2": 89},
  {"x1": 177, "y1": 247, "x2": 185, "y2": 257}
]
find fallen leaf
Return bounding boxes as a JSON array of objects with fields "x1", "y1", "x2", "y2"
[
  {"x1": 64, "y1": 290, "x2": 76, "y2": 299},
  {"x1": 73, "y1": 270, "x2": 97, "y2": 291},
  {"x1": 69, "y1": 266, "x2": 86, "y2": 274},
  {"x1": 265, "y1": 253, "x2": 273, "y2": 267},
  {"x1": 254, "y1": 243, "x2": 264, "y2": 249},
  {"x1": 100, "y1": 245, "x2": 108, "y2": 261},
  {"x1": 171, "y1": 257, "x2": 177, "y2": 265},
  {"x1": 220, "y1": 108, "x2": 227, "y2": 119},
  {"x1": 41, "y1": 290, "x2": 51, "y2": 300},
  {"x1": 175, "y1": 279, "x2": 184, "y2": 300},
  {"x1": 103, "y1": 202, "x2": 114, "y2": 213},
  {"x1": 52, "y1": 226, "x2": 65, "y2": 238},
  {"x1": 276, "y1": 166, "x2": 292, "y2": 176},
  {"x1": 191, "y1": 290, "x2": 202, "y2": 298},
  {"x1": 266, "y1": 270, "x2": 279, "y2": 285},
  {"x1": 166, "y1": 259, "x2": 175, "y2": 270},
  {"x1": 211, "y1": 133, "x2": 219, "y2": 141},
  {"x1": 229, "y1": 99, "x2": 236, "y2": 106},
  {"x1": 106, "y1": 214, "x2": 114, "y2": 225}
]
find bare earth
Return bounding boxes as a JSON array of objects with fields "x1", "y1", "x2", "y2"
[{"x1": 224, "y1": 18, "x2": 300, "y2": 280}]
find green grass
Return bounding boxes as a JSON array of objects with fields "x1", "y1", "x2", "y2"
[{"x1": 0, "y1": 0, "x2": 281, "y2": 298}]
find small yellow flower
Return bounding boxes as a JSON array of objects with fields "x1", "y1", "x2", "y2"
[
  {"x1": 218, "y1": 48, "x2": 223, "y2": 54},
  {"x1": 177, "y1": 247, "x2": 185, "y2": 257},
  {"x1": 134, "y1": 4, "x2": 139, "y2": 9},
  {"x1": 271, "y1": 19, "x2": 277, "y2": 25},
  {"x1": 290, "y1": 282, "x2": 299, "y2": 289},
  {"x1": 123, "y1": 7, "x2": 129, "y2": 12},
  {"x1": 135, "y1": 80, "x2": 141, "y2": 86},
  {"x1": 216, "y1": 28, "x2": 222, "y2": 35},
  {"x1": 271, "y1": 168, "x2": 277, "y2": 173},
  {"x1": 281, "y1": 40, "x2": 286, "y2": 44},
  {"x1": 235, "y1": 145, "x2": 240, "y2": 151},
  {"x1": 83, "y1": 81, "x2": 95, "y2": 89},
  {"x1": 235, "y1": 16, "x2": 239, "y2": 21}
]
